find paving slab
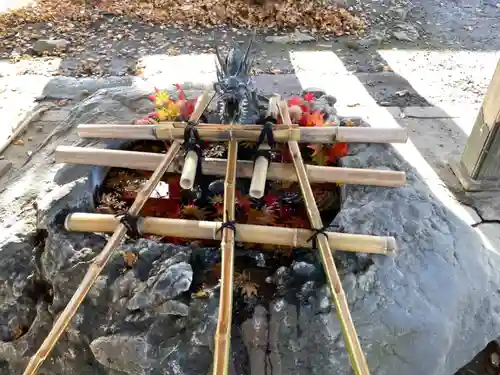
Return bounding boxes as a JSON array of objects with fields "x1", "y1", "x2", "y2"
[
  {"x1": 462, "y1": 192, "x2": 500, "y2": 222},
  {"x1": 403, "y1": 106, "x2": 455, "y2": 118},
  {"x1": 0, "y1": 159, "x2": 12, "y2": 179}
]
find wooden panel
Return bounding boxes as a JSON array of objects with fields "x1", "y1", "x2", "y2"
[
  {"x1": 476, "y1": 119, "x2": 500, "y2": 179},
  {"x1": 460, "y1": 59, "x2": 500, "y2": 179},
  {"x1": 460, "y1": 108, "x2": 492, "y2": 178}
]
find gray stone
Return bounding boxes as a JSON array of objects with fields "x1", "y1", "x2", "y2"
[
  {"x1": 265, "y1": 31, "x2": 315, "y2": 44},
  {"x1": 31, "y1": 39, "x2": 70, "y2": 54},
  {"x1": 127, "y1": 262, "x2": 193, "y2": 309},
  {"x1": 331, "y1": 141, "x2": 500, "y2": 375},
  {"x1": 90, "y1": 335, "x2": 153, "y2": 375},
  {"x1": 155, "y1": 300, "x2": 190, "y2": 317},
  {"x1": 41, "y1": 76, "x2": 136, "y2": 101},
  {"x1": 291, "y1": 261, "x2": 316, "y2": 278}
]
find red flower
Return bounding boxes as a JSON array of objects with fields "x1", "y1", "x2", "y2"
[
  {"x1": 181, "y1": 100, "x2": 195, "y2": 119},
  {"x1": 212, "y1": 204, "x2": 225, "y2": 219},
  {"x1": 279, "y1": 204, "x2": 295, "y2": 218},
  {"x1": 175, "y1": 83, "x2": 185, "y2": 101},
  {"x1": 263, "y1": 193, "x2": 280, "y2": 208},
  {"x1": 303, "y1": 92, "x2": 315, "y2": 102},
  {"x1": 288, "y1": 96, "x2": 303, "y2": 107}
]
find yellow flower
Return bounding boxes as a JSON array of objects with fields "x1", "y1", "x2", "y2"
[
  {"x1": 154, "y1": 90, "x2": 171, "y2": 108},
  {"x1": 157, "y1": 103, "x2": 180, "y2": 121},
  {"x1": 192, "y1": 290, "x2": 211, "y2": 298}
]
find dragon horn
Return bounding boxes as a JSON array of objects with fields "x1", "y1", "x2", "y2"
[
  {"x1": 213, "y1": 34, "x2": 226, "y2": 76},
  {"x1": 236, "y1": 31, "x2": 255, "y2": 76},
  {"x1": 246, "y1": 56, "x2": 255, "y2": 75}
]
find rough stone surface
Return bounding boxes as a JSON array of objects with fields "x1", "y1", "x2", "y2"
[
  {"x1": 0, "y1": 86, "x2": 499, "y2": 375},
  {"x1": 31, "y1": 39, "x2": 70, "y2": 54},
  {"x1": 332, "y1": 142, "x2": 500, "y2": 375}
]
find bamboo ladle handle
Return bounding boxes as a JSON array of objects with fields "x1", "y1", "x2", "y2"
[{"x1": 249, "y1": 94, "x2": 280, "y2": 198}]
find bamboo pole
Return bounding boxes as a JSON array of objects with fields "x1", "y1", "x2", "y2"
[
  {"x1": 179, "y1": 96, "x2": 209, "y2": 190},
  {"x1": 64, "y1": 213, "x2": 397, "y2": 255},
  {"x1": 249, "y1": 94, "x2": 280, "y2": 198},
  {"x1": 213, "y1": 139, "x2": 238, "y2": 375},
  {"x1": 55, "y1": 146, "x2": 407, "y2": 187},
  {"x1": 180, "y1": 148, "x2": 198, "y2": 189},
  {"x1": 76, "y1": 123, "x2": 408, "y2": 144},
  {"x1": 279, "y1": 102, "x2": 371, "y2": 375},
  {"x1": 21, "y1": 92, "x2": 212, "y2": 375}
]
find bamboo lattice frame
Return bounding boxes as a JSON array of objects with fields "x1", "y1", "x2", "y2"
[{"x1": 22, "y1": 96, "x2": 408, "y2": 375}]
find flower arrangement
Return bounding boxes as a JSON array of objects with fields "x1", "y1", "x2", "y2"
[
  {"x1": 98, "y1": 89, "x2": 346, "y2": 260},
  {"x1": 285, "y1": 93, "x2": 352, "y2": 166},
  {"x1": 134, "y1": 84, "x2": 197, "y2": 125},
  {"x1": 95, "y1": 89, "x2": 352, "y2": 301}
]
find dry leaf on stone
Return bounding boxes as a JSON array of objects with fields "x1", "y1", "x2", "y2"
[{"x1": 122, "y1": 251, "x2": 138, "y2": 267}]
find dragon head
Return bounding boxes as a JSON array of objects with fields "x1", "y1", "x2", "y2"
[{"x1": 213, "y1": 35, "x2": 259, "y2": 124}]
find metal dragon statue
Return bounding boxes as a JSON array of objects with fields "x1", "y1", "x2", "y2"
[{"x1": 213, "y1": 36, "x2": 266, "y2": 125}]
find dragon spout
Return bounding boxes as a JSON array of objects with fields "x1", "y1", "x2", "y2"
[{"x1": 213, "y1": 37, "x2": 262, "y2": 125}]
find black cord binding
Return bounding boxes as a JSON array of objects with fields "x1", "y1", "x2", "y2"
[
  {"x1": 307, "y1": 226, "x2": 329, "y2": 250},
  {"x1": 216, "y1": 211, "x2": 237, "y2": 236},
  {"x1": 117, "y1": 213, "x2": 142, "y2": 239},
  {"x1": 253, "y1": 117, "x2": 277, "y2": 165},
  {"x1": 256, "y1": 117, "x2": 276, "y2": 149},
  {"x1": 183, "y1": 120, "x2": 203, "y2": 185}
]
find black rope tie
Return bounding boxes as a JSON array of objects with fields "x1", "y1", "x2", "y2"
[
  {"x1": 307, "y1": 226, "x2": 329, "y2": 250},
  {"x1": 117, "y1": 213, "x2": 142, "y2": 239},
  {"x1": 216, "y1": 211, "x2": 237, "y2": 237},
  {"x1": 254, "y1": 117, "x2": 276, "y2": 165},
  {"x1": 183, "y1": 120, "x2": 203, "y2": 184}
]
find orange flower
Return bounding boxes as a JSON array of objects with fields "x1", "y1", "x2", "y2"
[
  {"x1": 308, "y1": 142, "x2": 349, "y2": 165},
  {"x1": 327, "y1": 142, "x2": 349, "y2": 163},
  {"x1": 300, "y1": 110, "x2": 324, "y2": 127}
]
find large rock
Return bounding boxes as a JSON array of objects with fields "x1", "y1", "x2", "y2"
[
  {"x1": 0, "y1": 85, "x2": 499, "y2": 375},
  {"x1": 333, "y1": 142, "x2": 500, "y2": 374},
  {"x1": 240, "y1": 140, "x2": 500, "y2": 375}
]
